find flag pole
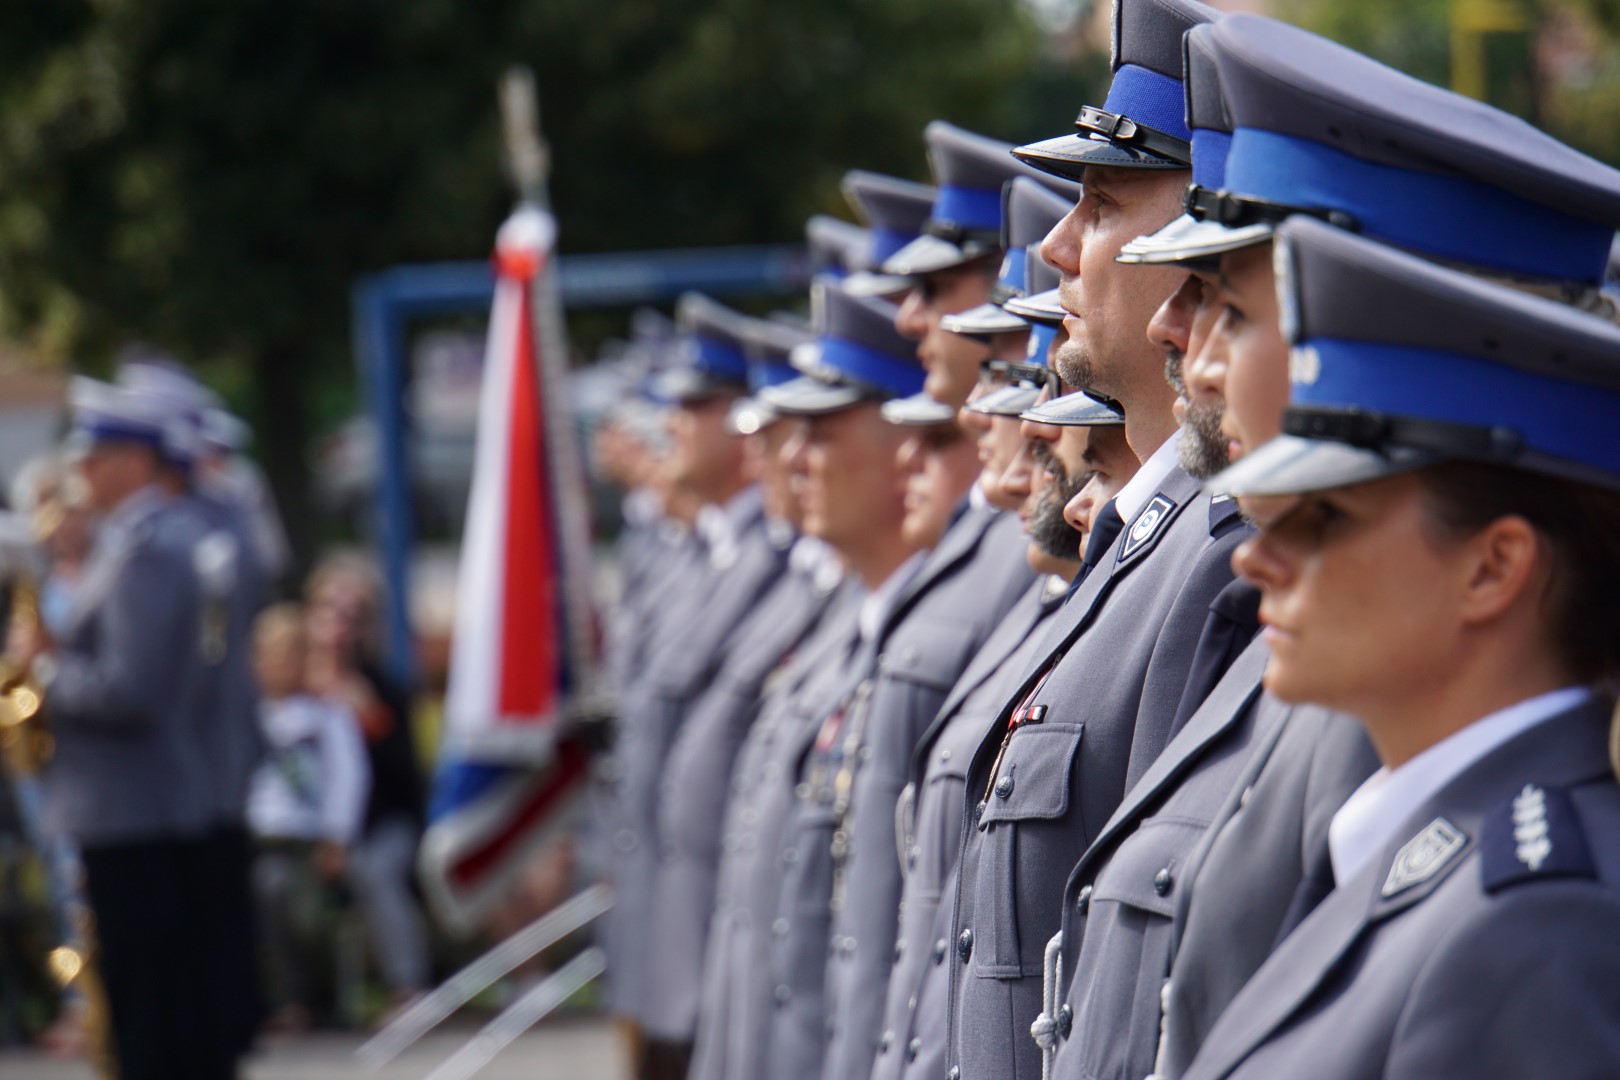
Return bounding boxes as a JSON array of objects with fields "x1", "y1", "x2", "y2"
[{"x1": 498, "y1": 68, "x2": 610, "y2": 724}]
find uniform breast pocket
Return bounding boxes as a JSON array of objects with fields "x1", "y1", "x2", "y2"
[
  {"x1": 971, "y1": 722, "x2": 1085, "y2": 979},
  {"x1": 875, "y1": 623, "x2": 982, "y2": 771},
  {"x1": 1075, "y1": 816, "x2": 1207, "y2": 1076}
]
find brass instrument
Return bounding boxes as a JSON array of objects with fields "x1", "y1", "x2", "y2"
[{"x1": 0, "y1": 575, "x2": 51, "y2": 773}]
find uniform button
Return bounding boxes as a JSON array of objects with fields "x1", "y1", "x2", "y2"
[
  {"x1": 939, "y1": 748, "x2": 952, "y2": 762},
  {"x1": 858, "y1": 745, "x2": 873, "y2": 763},
  {"x1": 845, "y1": 936, "x2": 858, "y2": 955},
  {"x1": 879, "y1": 1032, "x2": 893, "y2": 1054},
  {"x1": 932, "y1": 938, "x2": 949, "y2": 965},
  {"x1": 796, "y1": 782, "x2": 812, "y2": 800},
  {"x1": 1154, "y1": 868, "x2": 1173, "y2": 896},
  {"x1": 907, "y1": 1037, "x2": 922, "y2": 1062},
  {"x1": 974, "y1": 801, "x2": 988, "y2": 829},
  {"x1": 948, "y1": 1067, "x2": 961, "y2": 1080},
  {"x1": 994, "y1": 776, "x2": 1014, "y2": 799},
  {"x1": 1057, "y1": 1003, "x2": 1073, "y2": 1038},
  {"x1": 1075, "y1": 884, "x2": 1093, "y2": 914},
  {"x1": 783, "y1": 847, "x2": 799, "y2": 866},
  {"x1": 774, "y1": 985, "x2": 792, "y2": 1006},
  {"x1": 956, "y1": 929, "x2": 974, "y2": 963},
  {"x1": 773, "y1": 918, "x2": 790, "y2": 938},
  {"x1": 902, "y1": 646, "x2": 919, "y2": 664}
]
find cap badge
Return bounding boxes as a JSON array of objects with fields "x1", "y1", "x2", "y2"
[{"x1": 1382, "y1": 817, "x2": 1467, "y2": 898}]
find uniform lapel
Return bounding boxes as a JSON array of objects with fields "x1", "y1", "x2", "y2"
[
  {"x1": 1066, "y1": 638, "x2": 1270, "y2": 891},
  {"x1": 1191, "y1": 698, "x2": 1613, "y2": 1080},
  {"x1": 882, "y1": 501, "x2": 995, "y2": 641}
]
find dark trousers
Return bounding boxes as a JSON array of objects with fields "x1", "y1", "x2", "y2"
[
  {"x1": 81, "y1": 836, "x2": 237, "y2": 1080},
  {"x1": 199, "y1": 825, "x2": 264, "y2": 1056}
]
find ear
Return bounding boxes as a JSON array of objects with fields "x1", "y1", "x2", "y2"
[{"x1": 1457, "y1": 515, "x2": 1542, "y2": 626}]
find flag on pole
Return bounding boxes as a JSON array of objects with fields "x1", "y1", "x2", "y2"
[{"x1": 419, "y1": 205, "x2": 591, "y2": 934}]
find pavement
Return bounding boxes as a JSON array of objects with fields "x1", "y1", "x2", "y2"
[{"x1": 0, "y1": 1014, "x2": 630, "y2": 1080}]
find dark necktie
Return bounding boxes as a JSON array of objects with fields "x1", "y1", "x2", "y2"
[
  {"x1": 1070, "y1": 498, "x2": 1126, "y2": 596},
  {"x1": 1165, "y1": 579, "x2": 1264, "y2": 740}
]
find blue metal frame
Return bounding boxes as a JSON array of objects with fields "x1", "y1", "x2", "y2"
[{"x1": 354, "y1": 243, "x2": 811, "y2": 687}]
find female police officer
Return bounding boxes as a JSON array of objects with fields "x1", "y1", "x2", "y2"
[{"x1": 1178, "y1": 215, "x2": 1620, "y2": 1080}]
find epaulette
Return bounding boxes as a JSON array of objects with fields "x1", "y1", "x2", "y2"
[
  {"x1": 1209, "y1": 492, "x2": 1244, "y2": 535},
  {"x1": 1480, "y1": 783, "x2": 1596, "y2": 894}
]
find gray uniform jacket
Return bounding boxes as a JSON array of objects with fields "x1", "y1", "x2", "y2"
[
  {"x1": 45, "y1": 489, "x2": 219, "y2": 847},
  {"x1": 1183, "y1": 696, "x2": 1620, "y2": 1080},
  {"x1": 816, "y1": 508, "x2": 1036, "y2": 1080},
  {"x1": 607, "y1": 490, "x2": 787, "y2": 1019},
  {"x1": 689, "y1": 583, "x2": 866, "y2": 1080},
  {"x1": 947, "y1": 468, "x2": 1249, "y2": 1080},
  {"x1": 641, "y1": 560, "x2": 845, "y2": 1040},
  {"x1": 1158, "y1": 703, "x2": 1377, "y2": 1077},
  {"x1": 1045, "y1": 638, "x2": 1276, "y2": 1080},
  {"x1": 874, "y1": 575, "x2": 1068, "y2": 1080},
  {"x1": 186, "y1": 489, "x2": 268, "y2": 830}
]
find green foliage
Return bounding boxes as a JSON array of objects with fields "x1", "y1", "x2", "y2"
[{"x1": 0, "y1": 0, "x2": 1077, "y2": 561}]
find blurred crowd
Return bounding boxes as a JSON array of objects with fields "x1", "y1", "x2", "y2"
[{"x1": 0, "y1": 356, "x2": 431, "y2": 1077}]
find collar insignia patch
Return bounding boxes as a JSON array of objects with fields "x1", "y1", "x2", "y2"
[
  {"x1": 1382, "y1": 817, "x2": 1467, "y2": 898},
  {"x1": 1119, "y1": 495, "x2": 1176, "y2": 563}
]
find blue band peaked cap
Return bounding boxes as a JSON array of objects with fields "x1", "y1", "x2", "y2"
[
  {"x1": 1013, "y1": 0, "x2": 1217, "y2": 180},
  {"x1": 1001, "y1": 177, "x2": 1077, "y2": 294},
  {"x1": 69, "y1": 375, "x2": 169, "y2": 449},
  {"x1": 806, "y1": 215, "x2": 871, "y2": 279},
  {"x1": 1277, "y1": 216, "x2": 1620, "y2": 484},
  {"x1": 675, "y1": 292, "x2": 752, "y2": 385},
  {"x1": 1212, "y1": 14, "x2": 1620, "y2": 283},
  {"x1": 737, "y1": 314, "x2": 813, "y2": 392},
  {"x1": 813, "y1": 281, "x2": 925, "y2": 399},
  {"x1": 842, "y1": 170, "x2": 936, "y2": 266},
  {"x1": 1184, "y1": 23, "x2": 1232, "y2": 189}
]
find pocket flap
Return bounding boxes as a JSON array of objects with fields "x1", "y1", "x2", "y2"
[
  {"x1": 879, "y1": 621, "x2": 980, "y2": 692},
  {"x1": 1088, "y1": 816, "x2": 1207, "y2": 917},
  {"x1": 977, "y1": 722, "x2": 1084, "y2": 825}
]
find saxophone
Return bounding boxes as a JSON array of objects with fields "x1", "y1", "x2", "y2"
[{"x1": 0, "y1": 575, "x2": 51, "y2": 773}]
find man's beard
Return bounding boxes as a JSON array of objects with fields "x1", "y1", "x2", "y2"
[
  {"x1": 1179, "y1": 393, "x2": 1229, "y2": 479},
  {"x1": 1028, "y1": 441, "x2": 1087, "y2": 562},
  {"x1": 1054, "y1": 336, "x2": 1096, "y2": 397}
]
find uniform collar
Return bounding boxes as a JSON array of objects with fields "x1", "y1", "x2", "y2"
[
  {"x1": 858, "y1": 552, "x2": 926, "y2": 643},
  {"x1": 1112, "y1": 432, "x2": 1182, "y2": 525},
  {"x1": 1327, "y1": 685, "x2": 1591, "y2": 885}
]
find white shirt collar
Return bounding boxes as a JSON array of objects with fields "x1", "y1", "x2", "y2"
[
  {"x1": 1327, "y1": 685, "x2": 1591, "y2": 885},
  {"x1": 1111, "y1": 433, "x2": 1181, "y2": 527},
  {"x1": 968, "y1": 481, "x2": 990, "y2": 512},
  {"x1": 858, "y1": 552, "x2": 925, "y2": 644}
]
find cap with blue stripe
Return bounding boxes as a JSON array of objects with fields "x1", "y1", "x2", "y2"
[
  {"x1": 884, "y1": 122, "x2": 1067, "y2": 278},
  {"x1": 759, "y1": 281, "x2": 925, "y2": 416},
  {"x1": 842, "y1": 170, "x2": 936, "y2": 297},
  {"x1": 945, "y1": 177, "x2": 1078, "y2": 337},
  {"x1": 1118, "y1": 22, "x2": 1267, "y2": 267},
  {"x1": 1187, "y1": 15, "x2": 1620, "y2": 285},
  {"x1": 1213, "y1": 217, "x2": 1620, "y2": 498},
  {"x1": 1014, "y1": 0, "x2": 1217, "y2": 181},
  {"x1": 69, "y1": 376, "x2": 171, "y2": 453},
  {"x1": 806, "y1": 214, "x2": 871, "y2": 281},
  {"x1": 656, "y1": 293, "x2": 754, "y2": 404}
]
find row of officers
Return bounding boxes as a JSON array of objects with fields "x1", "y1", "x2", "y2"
[{"x1": 599, "y1": 4, "x2": 1620, "y2": 1080}]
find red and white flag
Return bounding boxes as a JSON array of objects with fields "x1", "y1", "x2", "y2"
[{"x1": 419, "y1": 205, "x2": 592, "y2": 934}]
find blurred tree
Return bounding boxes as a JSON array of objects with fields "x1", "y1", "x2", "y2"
[
  {"x1": 1274, "y1": 0, "x2": 1620, "y2": 165},
  {"x1": 0, "y1": 0, "x2": 1080, "y2": 569}
]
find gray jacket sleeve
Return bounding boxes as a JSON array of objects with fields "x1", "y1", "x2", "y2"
[{"x1": 1387, "y1": 886, "x2": 1620, "y2": 1079}]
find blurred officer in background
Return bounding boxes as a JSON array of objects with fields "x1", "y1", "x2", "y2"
[{"x1": 5, "y1": 378, "x2": 235, "y2": 1080}]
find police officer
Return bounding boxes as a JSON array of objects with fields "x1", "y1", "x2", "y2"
[
  {"x1": 1181, "y1": 214, "x2": 1620, "y2": 1080},
  {"x1": 1104, "y1": 17, "x2": 1620, "y2": 1074},
  {"x1": 813, "y1": 131, "x2": 1060, "y2": 1080},
  {"x1": 688, "y1": 173, "x2": 936, "y2": 1080},
  {"x1": 606, "y1": 292, "x2": 788, "y2": 1075},
  {"x1": 939, "y1": 0, "x2": 1258, "y2": 1075},
  {"x1": 640, "y1": 311, "x2": 838, "y2": 1073},
  {"x1": 5, "y1": 378, "x2": 234, "y2": 1080}
]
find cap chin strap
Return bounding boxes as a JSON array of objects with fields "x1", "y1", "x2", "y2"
[
  {"x1": 1283, "y1": 405, "x2": 1523, "y2": 461},
  {"x1": 1074, "y1": 106, "x2": 1191, "y2": 165},
  {"x1": 1184, "y1": 185, "x2": 1358, "y2": 231}
]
